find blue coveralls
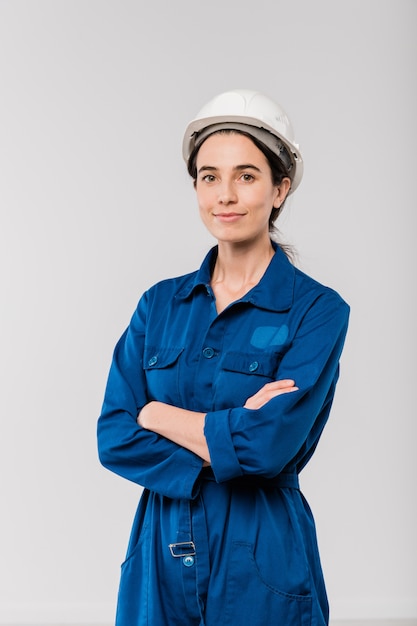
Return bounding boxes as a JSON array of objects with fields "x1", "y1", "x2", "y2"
[{"x1": 97, "y1": 243, "x2": 350, "y2": 626}]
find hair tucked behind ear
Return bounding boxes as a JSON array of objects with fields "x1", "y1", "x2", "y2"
[{"x1": 187, "y1": 129, "x2": 297, "y2": 262}]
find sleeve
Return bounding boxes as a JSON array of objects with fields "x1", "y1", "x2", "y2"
[
  {"x1": 204, "y1": 291, "x2": 350, "y2": 482},
  {"x1": 97, "y1": 292, "x2": 204, "y2": 499}
]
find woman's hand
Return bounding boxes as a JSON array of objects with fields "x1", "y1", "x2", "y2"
[{"x1": 244, "y1": 379, "x2": 298, "y2": 410}]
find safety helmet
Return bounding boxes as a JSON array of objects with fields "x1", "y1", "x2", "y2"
[{"x1": 182, "y1": 89, "x2": 303, "y2": 194}]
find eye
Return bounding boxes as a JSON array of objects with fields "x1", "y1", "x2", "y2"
[
  {"x1": 240, "y1": 173, "x2": 254, "y2": 182},
  {"x1": 201, "y1": 174, "x2": 216, "y2": 183}
]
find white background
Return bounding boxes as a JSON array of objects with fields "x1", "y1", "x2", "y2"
[{"x1": 0, "y1": 0, "x2": 416, "y2": 623}]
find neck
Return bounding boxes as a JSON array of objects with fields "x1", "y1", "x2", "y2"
[{"x1": 212, "y1": 238, "x2": 275, "y2": 292}]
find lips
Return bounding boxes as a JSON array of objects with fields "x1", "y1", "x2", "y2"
[{"x1": 214, "y1": 212, "x2": 244, "y2": 221}]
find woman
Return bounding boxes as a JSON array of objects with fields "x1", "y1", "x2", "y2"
[{"x1": 97, "y1": 89, "x2": 350, "y2": 626}]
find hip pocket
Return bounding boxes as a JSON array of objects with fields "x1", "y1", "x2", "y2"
[
  {"x1": 116, "y1": 521, "x2": 150, "y2": 626},
  {"x1": 223, "y1": 541, "x2": 312, "y2": 626}
]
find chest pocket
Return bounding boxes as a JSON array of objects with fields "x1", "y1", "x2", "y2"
[
  {"x1": 221, "y1": 350, "x2": 281, "y2": 378},
  {"x1": 216, "y1": 350, "x2": 284, "y2": 409},
  {"x1": 143, "y1": 346, "x2": 184, "y2": 404}
]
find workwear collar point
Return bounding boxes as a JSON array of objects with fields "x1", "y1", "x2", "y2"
[{"x1": 176, "y1": 243, "x2": 295, "y2": 312}]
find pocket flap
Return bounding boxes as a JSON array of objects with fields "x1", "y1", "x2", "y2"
[
  {"x1": 143, "y1": 346, "x2": 184, "y2": 370},
  {"x1": 221, "y1": 351, "x2": 281, "y2": 377}
]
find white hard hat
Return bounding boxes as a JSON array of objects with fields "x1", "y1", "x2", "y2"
[{"x1": 182, "y1": 89, "x2": 303, "y2": 194}]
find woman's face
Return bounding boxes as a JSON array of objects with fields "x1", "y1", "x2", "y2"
[{"x1": 194, "y1": 132, "x2": 288, "y2": 247}]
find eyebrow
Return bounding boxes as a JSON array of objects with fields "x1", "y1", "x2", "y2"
[{"x1": 197, "y1": 164, "x2": 262, "y2": 175}]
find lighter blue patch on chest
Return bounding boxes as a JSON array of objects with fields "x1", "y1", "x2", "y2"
[{"x1": 250, "y1": 325, "x2": 289, "y2": 348}]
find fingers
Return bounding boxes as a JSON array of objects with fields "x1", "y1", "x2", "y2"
[
  {"x1": 263, "y1": 379, "x2": 296, "y2": 390},
  {"x1": 243, "y1": 379, "x2": 299, "y2": 410}
]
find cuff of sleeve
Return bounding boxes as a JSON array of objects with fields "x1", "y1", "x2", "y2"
[
  {"x1": 166, "y1": 448, "x2": 202, "y2": 500},
  {"x1": 204, "y1": 409, "x2": 242, "y2": 483}
]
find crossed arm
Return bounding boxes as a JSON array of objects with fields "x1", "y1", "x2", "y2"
[{"x1": 137, "y1": 379, "x2": 298, "y2": 464}]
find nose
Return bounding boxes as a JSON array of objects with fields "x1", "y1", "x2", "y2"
[{"x1": 218, "y1": 180, "x2": 237, "y2": 205}]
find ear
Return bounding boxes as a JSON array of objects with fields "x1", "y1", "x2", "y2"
[{"x1": 273, "y1": 177, "x2": 291, "y2": 208}]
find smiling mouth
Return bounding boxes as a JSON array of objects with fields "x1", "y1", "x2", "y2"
[{"x1": 214, "y1": 212, "x2": 244, "y2": 219}]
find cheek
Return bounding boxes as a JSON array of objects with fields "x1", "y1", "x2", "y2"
[
  {"x1": 246, "y1": 189, "x2": 273, "y2": 211},
  {"x1": 196, "y1": 192, "x2": 210, "y2": 224},
  {"x1": 198, "y1": 203, "x2": 208, "y2": 221},
  {"x1": 264, "y1": 187, "x2": 280, "y2": 209},
  {"x1": 195, "y1": 186, "x2": 212, "y2": 212}
]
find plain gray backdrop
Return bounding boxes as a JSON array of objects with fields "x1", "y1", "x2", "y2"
[{"x1": 0, "y1": 0, "x2": 416, "y2": 622}]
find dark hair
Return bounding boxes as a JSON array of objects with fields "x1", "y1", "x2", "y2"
[{"x1": 187, "y1": 128, "x2": 295, "y2": 260}]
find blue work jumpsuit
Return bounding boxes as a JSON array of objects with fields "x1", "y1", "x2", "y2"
[{"x1": 97, "y1": 243, "x2": 350, "y2": 626}]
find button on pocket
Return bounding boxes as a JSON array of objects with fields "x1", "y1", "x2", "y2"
[{"x1": 202, "y1": 347, "x2": 215, "y2": 359}]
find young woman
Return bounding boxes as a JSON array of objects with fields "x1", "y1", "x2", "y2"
[{"x1": 98, "y1": 89, "x2": 350, "y2": 626}]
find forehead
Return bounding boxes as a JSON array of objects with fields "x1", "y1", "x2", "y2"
[{"x1": 196, "y1": 132, "x2": 269, "y2": 168}]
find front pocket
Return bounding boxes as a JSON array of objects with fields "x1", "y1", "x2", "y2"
[
  {"x1": 221, "y1": 350, "x2": 282, "y2": 378},
  {"x1": 143, "y1": 345, "x2": 184, "y2": 404},
  {"x1": 223, "y1": 541, "x2": 312, "y2": 626},
  {"x1": 215, "y1": 350, "x2": 284, "y2": 408}
]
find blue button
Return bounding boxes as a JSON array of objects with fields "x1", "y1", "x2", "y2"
[
  {"x1": 148, "y1": 356, "x2": 158, "y2": 366},
  {"x1": 183, "y1": 556, "x2": 195, "y2": 567},
  {"x1": 249, "y1": 361, "x2": 259, "y2": 372},
  {"x1": 202, "y1": 347, "x2": 215, "y2": 359}
]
